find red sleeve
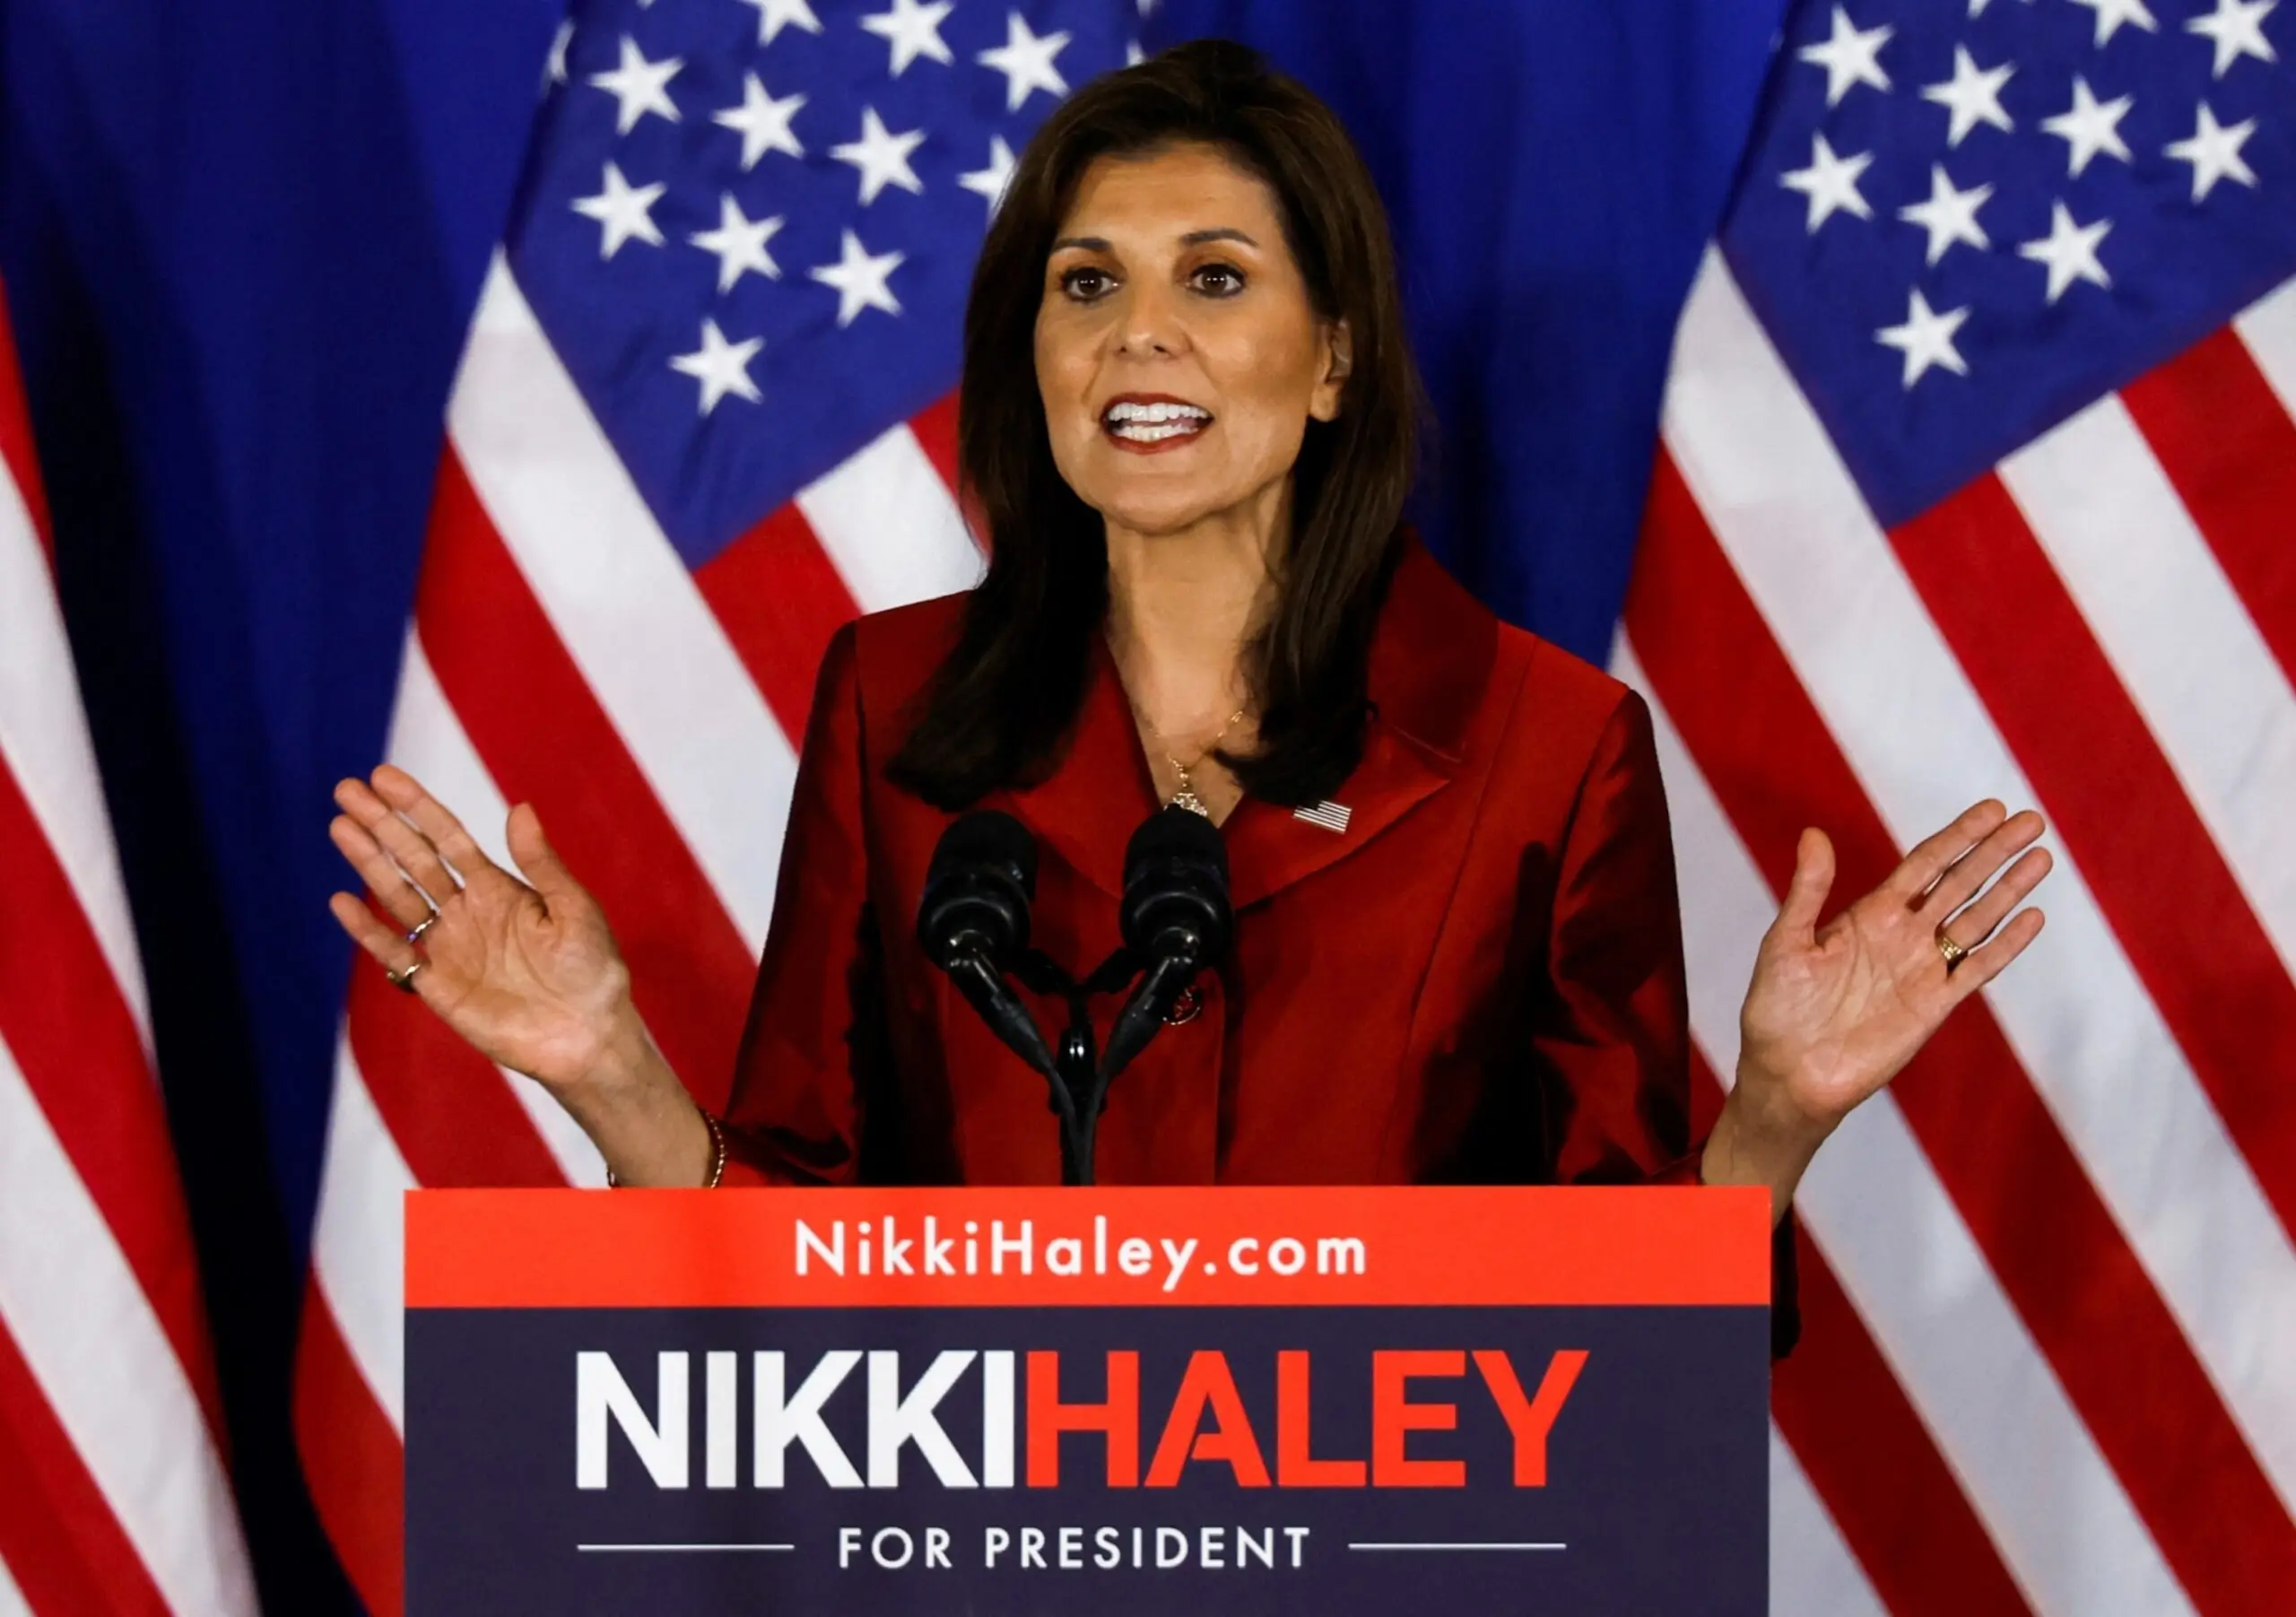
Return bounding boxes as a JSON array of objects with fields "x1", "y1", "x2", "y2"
[
  {"x1": 1531, "y1": 688, "x2": 1700, "y2": 1187},
  {"x1": 717, "y1": 624, "x2": 874, "y2": 1186}
]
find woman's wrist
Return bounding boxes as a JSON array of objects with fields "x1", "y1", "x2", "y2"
[{"x1": 1701, "y1": 1075, "x2": 1830, "y2": 1224}]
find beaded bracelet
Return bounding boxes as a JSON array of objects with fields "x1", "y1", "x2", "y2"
[{"x1": 604, "y1": 1104, "x2": 726, "y2": 1189}]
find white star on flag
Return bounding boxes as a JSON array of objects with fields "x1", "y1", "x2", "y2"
[
  {"x1": 961, "y1": 135, "x2": 1020, "y2": 215},
  {"x1": 863, "y1": 0, "x2": 956, "y2": 76},
  {"x1": 713, "y1": 74, "x2": 805, "y2": 170},
  {"x1": 2067, "y1": 0, "x2": 2159, "y2": 48},
  {"x1": 690, "y1": 195, "x2": 785, "y2": 291},
  {"x1": 1876, "y1": 287, "x2": 1971, "y2": 387},
  {"x1": 1898, "y1": 163, "x2": 1993, "y2": 265},
  {"x1": 1922, "y1": 45, "x2": 2015, "y2": 146},
  {"x1": 2165, "y1": 100, "x2": 2260, "y2": 200},
  {"x1": 1780, "y1": 133, "x2": 1875, "y2": 230},
  {"x1": 670, "y1": 318, "x2": 764, "y2": 413},
  {"x1": 978, "y1": 11, "x2": 1072, "y2": 111},
  {"x1": 2186, "y1": 0, "x2": 2279, "y2": 78},
  {"x1": 831, "y1": 106, "x2": 926, "y2": 205},
  {"x1": 2017, "y1": 201, "x2": 2113, "y2": 301},
  {"x1": 739, "y1": 0, "x2": 823, "y2": 47},
  {"x1": 1797, "y1": 7, "x2": 1894, "y2": 107},
  {"x1": 809, "y1": 229, "x2": 906, "y2": 326},
  {"x1": 2041, "y1": 76, "x2": 2135, "y2": 175},
  {"x1": 587, "y1": 36, "x2": 683, "y2": 135},
  {"x1": 570, "y1": 161, "x2": 666, "y2": 258}
]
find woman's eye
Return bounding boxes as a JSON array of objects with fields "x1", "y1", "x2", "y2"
[
  {"x1": 1059, "y1": 267, "x2": 1115, "y2": 300},
  {"x1": 1191, "y1": 263, "x2": 1246, "y2": 297}
]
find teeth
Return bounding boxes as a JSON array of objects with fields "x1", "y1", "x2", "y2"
[
  {"x1": 1109, "y1": 420, "x2": 1204, "y2": 441},
  {"x1": 1104, "y1": 400, "x2": 1211, "y2": 424}
]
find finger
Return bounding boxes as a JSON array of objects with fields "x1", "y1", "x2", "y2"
[
  {"x1": 1945, "y1": 907, "x2": 2047, "y2": 1000},
  {"x1": 327, "y1": 891, "x2": 426, "y2": 984},
  {"x1": 1770, "y1": 827, "x2": 1837, "y2": 948},
  {"x1": 1939, "y1": 845, "x2": 2054, "y2": 949},
  {"x1": 368, "y1": 763, "x2": 502, "y2": 887},
  {"x1": 335, "y1": 775, "x2": 460, "y2": 908},
  {"x1": 504, "y1": 801, "x2": 586, "y2": 911},
  {"x1": 328, "y1": 812, "x2": 439, "y2": 932},
  {"x1": 1886, "y1": 798, "x2": 2010, "y2": 901},
  {"x1": 1922, "y1": 808, "x2": 2048, "y2": 920}
]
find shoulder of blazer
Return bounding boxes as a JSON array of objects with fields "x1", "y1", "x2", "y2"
[{"x1": 843, "y1": 587, "x2": 970, "y2": 745}]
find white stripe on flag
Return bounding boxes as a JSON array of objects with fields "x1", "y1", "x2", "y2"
[
  {"x1": 1665, "y1": 249, "x2": 2296, "y2": 1515},
  {"x1": 2235, "y1": 274, "x2": 2296, "y2": 418},
  {"x1": 1769, "y1": 1423, "x2": 1889, "y2": 1617},
  {"x1": 0, "y1": 1031, "x2": 259, "y2": 1617},
  {"x1": 448, "y1": 255, "x2": 796, "y2": 957},
  {"x1": 0, "y1": 465, "x2": 152, "y2": 1056},
  {"x1": 795, "y1": 419, "x2": 984, "y2": 614},
  {"x1": 309, "y1": 1039, "x2": 417, "y2": 1433},
  {"x1": 2000, "y1": 396, "x2": 2296, "y2": 980},
  {"x1": 388, "y1": 632, "x2": 608, "y2": 1187},
  {"x1": 1622, "y1": 638, "x2": 2181, "y2": 1616},
  {"x1": 0, "y1": 1548, "x2": 28, "y2": 1617}
]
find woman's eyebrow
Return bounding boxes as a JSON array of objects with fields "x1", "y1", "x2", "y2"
[
  {"x1": 1049, "y1": 235, "x2": 1109, "y2": 254},
  {"x1": 1179, "y1": 227, "x2": 1258, "y2": 248}
]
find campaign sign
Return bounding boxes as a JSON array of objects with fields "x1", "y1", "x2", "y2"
[{"x1": 405, "y1": 1187, "x2": 1770, "y2": 1614}]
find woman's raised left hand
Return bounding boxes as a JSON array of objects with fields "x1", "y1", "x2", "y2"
[{"x1": 1706, "y1": 799, "x2": 2052, "y2": 1208}]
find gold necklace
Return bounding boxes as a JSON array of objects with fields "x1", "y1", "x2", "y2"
[{"x1": 1147, "y1": 706, "x2": 1247, "y2": 818}]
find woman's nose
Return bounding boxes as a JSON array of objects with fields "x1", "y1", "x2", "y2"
[{"x1": 1114, "y1": 283, "x2": 1186, "y2": 357}]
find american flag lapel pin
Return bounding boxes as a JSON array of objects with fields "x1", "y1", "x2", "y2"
[{"x1": 1293, "y1": 800, "x2": 1352, "y2": 834}]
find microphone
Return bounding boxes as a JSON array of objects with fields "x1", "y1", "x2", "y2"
[
  {"x1": 918, "y1": 812, "x2": 1057, "y2": 1079},
  {"x1": 1099, "y1": 806, "x2": 1234, "y2": 1085}
]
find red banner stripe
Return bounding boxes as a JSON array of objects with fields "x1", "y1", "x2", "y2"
[
  {"x1": 0, "y1": 1312, "x2": 171, "y2": 1616},
  {"x1": 419, "y1": 449, "x2": 757, "y2": 1114},
  {"x1": 695, "y1": 500, "x2": 860, "y2": 743},
  {"x1": 1631, "y1": 448, "x2": 2296, "y2": 1608},
  {"x1": 2121, "y1": 327, "x2": 2296, "y2": 696},
  {"x1": 0, "y1": 755, "x2": 225, "y2": 1442},
  {"x1": 1693, "y1": 1050, "x2": 2032, "y2": 1616},
  {"x1": 294, "y1": 1283, "x2": 405, "y2": 1617},
  {"x1": 1893, "y1": 473, "x2": 2296, "y2": 1237}
]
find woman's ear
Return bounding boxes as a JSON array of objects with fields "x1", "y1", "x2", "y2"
[{"x1": 1310, "y1": 319, "x2": 1352, "y2": 422}]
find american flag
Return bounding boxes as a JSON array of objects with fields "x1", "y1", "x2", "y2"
[
  {"x1": 1614, "y1": 0, "x2": 2296, "y2": 1612},
  {"x1": 291, "y1": 2, "x2": 1135, "y2": 1610},
  {"x1": 0, "y1": 287, "x2": 258, "y2": 1607}
]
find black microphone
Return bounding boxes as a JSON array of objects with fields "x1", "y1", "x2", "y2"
[
  {"x1": 1099, "y1": 805, "x2": 1234, "y2": 1085},
  {"x1": 918, "y1": 812, "x2": 1057, "y2": 1079}
]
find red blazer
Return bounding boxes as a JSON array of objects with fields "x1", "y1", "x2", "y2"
[{"x1": 719, "y1": 541, "x2": 1704, "y2": 1193}]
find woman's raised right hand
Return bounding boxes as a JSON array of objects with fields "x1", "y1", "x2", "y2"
[{"x1": 326, "y1": 764, "x2": 639, "y2": 1097}]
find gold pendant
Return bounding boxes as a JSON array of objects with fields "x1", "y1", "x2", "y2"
[{"x1": 1169, "y1": 787, "x2": 1211, "y2": 818}]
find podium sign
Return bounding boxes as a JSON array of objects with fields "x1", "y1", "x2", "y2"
[{"x1": 405, "y1": 1187, "x2": 1770, "y2": 1613}]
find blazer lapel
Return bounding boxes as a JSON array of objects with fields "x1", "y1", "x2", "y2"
[
  {"x1": 1226, "y1": 539, "x2": 1497, "y2": 911},
  {"x1": 995, "y1": 632, "x2": 1159, "y2": 902}
]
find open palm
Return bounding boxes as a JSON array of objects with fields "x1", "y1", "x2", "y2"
[
  {"x1": 1738, "y1": 800, "x2": 2051, "y2": 1135},
  {"x1": 326, "y1": 764, "x2": 634, "y2": 1093}
]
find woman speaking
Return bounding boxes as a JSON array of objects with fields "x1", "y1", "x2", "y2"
[{"x1": 325, "y1": 45, "x2": 2048, "y2": 1252}]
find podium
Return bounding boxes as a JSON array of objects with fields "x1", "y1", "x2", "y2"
[{"x1": 405, "y1": 1186, "x2": 1770, "y2": 1613}]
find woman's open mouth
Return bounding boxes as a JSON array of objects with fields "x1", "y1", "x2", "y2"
[{"x1": 1101, "y1": 396, "x2": 1213, "y2": 452}]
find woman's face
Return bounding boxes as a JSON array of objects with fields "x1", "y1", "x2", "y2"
[{"x1": 1034, "y1": 143, "x2": 1348, "y2": 542}]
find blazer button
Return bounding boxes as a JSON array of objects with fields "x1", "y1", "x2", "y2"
[{"x1": 1163, "y1": 986, "x2": 1204, "y2": 1026}]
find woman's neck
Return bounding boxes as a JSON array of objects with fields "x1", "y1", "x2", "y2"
[{"x1": 1101, "y1": 499, "x2": 1281, "y2": 735}]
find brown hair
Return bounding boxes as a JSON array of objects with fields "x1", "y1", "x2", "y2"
[{"x1": 885, "y1": 39, "x2": 1424, "y2": 809}]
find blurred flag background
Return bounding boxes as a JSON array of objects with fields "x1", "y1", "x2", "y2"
[{"x1": 2, "y1": 0, "x2": 2291, "y2": 1613}]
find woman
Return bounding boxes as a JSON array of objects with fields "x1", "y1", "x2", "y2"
[{"x1": 326, "y1": 46, "x2": 2048, "y2": 1248}]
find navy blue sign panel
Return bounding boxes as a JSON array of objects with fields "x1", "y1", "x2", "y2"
[{"x1": 402, "y1": 1187, "x2": 1773, "y2": 1614}]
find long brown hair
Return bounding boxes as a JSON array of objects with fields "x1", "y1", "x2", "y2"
[{"x1": 886, "y1": 39, "x2": 1424, "y2": 809}]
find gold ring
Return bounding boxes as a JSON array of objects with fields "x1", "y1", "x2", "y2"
[
  {"x1": 406, "y1": 911, "x2": 438, "y2": 945},
  {"x1": 387, "y1": 959, "x2": 425, "y2": 994},
  {"x1": 1935, "y1": 926, "x2": 1970, "y2": 973}
]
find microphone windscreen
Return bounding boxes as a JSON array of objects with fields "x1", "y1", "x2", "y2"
[
  {"x1": 918, "y1": 810, "x2": 1038, "y2": 969},
  {"x1": 1120, "y1": 805, "x2": 1231, "y2": 963},
  {"x1": 1123, "y1": 804, "x2": 1229, "y2": 892},
  {"x1": 928, "y1": 808, "x2": 1038, "y2": 897}
]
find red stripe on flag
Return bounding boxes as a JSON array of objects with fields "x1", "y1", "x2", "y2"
[
  {"x1": 0, "y1": 757, "x2": 226, "y2": 1443},
  {"x1": 2120, "y1": 329, "x2": 2296, "y2": 692},
  {"x1": 1631, "y1": 448, "x2": 2296, "y2": 1608},
  {"x1": 1893, "y1": 474, "x2": 2296, "y2": 1238},
  {"x1": 294, "y1": 1284, "x2": 404, "y2": 1617},
  {"x1": 0, "y1": 283, "x2": 54, "y2": 565},
  {"x1": 0, "y1": 1313, "x2": 171, "y2": 1616},
  {"x1": 695, "y1": 501, "x2": 861, "y2": 743},
  {"x1": 419, "y1": 451, "x2": 757, "y2": 1114},
  {"x1": 344, "y1": 954, "x2": 565, "y2": 1187},
  {"x1": 1694, "y1": 1047, "x2": 2032, "y2": 1615}
]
